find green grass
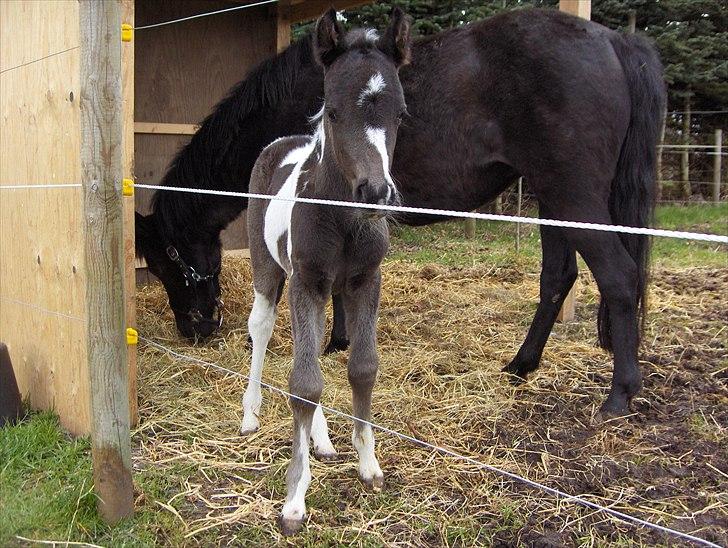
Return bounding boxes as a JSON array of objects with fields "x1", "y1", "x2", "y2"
[
  {"x1": 388, "y1": 203, "x2": 727, "y2": 269},
  {"x1": 0, "y1": 411, "x2": 198, "y2": 547},
  {"x1": 1, "y1": 204, "x2": 725, "y2": 546}
]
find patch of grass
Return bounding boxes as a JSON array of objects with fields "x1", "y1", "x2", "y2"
[
  {"x1": 388, "y1": 203, "x2": 727, "y2": 270},
  {"x1": 0, "y1": 411, "x2": 195, "y2": 548}
]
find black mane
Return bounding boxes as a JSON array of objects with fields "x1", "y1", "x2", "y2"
[{"x1": 152, "y1": 34, "x2": 316, "y2": 244}]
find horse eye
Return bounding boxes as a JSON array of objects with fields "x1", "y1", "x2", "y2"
[
  {"x1": 327, "y1": 109, "x2": 338, "y2": 122},
  {"x1": 397, "y1": 108, "x2": 408, "y2": 123}
]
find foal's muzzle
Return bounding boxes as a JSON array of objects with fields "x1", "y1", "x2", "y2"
[{"x1": 354, "y1": 179, "x2": 398, "y2": 217}]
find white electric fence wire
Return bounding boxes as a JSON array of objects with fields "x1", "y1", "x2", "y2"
[
  {"x1": 134, "y1": 183, "x2": 728, "y2": 244},
  {"x1": 2, "y1": 182, "x2": 725, "y2": 242},
  {"x1": 0, "y1": 297, "x2": 86, "y2": 323},
  {"x1": 139, "y1": 335, "x2": 722, "y2": 548},
  {"x1": 134, "y1": 0, "x2": 279, "y2": 30}
]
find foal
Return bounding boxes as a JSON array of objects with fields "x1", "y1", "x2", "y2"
[{"x1": 241, "y1": 8, "x2": 411, "y2": 535}]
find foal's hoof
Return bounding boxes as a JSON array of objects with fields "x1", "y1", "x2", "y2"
[
  {"x1": 595, "y1": 402, "x2": 632, "y2": 424},
  {"x1": 363, "y1": 474, "x2": 384, "y2": 492},
  {"x1": 323, "y1": 337, "x2": 349, "y2": 354},
  {"x1": 279, "y1": 515, "x2": 306, "y2": 537},
  {"x1": 314, "y1": 448, "x2": 340, "y2": 462},
  {"x1": 239, "y1": 421, "x2": 259, "y2": 436}
]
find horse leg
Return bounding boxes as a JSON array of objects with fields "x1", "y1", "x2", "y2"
[
  {"x1": 240, "y1": 273, "x2": 284, "y2": 435},
  {"x1": 324, "y1": 293, "x2": 350, "y2": 354},
  {"x1": 562, "y1": 226, "x2": 643, "y2": 417},
  {"x1": 280, "y1": 273, "x2": 328, "y2": 536},
  {"x1": 343, "y1": 271, "x2": 384, "y2": 490},
  {"x1": 504, "y1": 207, "x2": 577, "y2": 381}
]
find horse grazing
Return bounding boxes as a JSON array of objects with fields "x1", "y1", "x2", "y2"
[
  {"x1": 135, "y1": 8, "x2": 666, "y2": 417},
  {"x1": 242, "y1": 9, "x2": 410, "y2": 535}
]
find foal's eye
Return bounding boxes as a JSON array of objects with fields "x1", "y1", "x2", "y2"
[
  {"x1": 327, "y1": 109, "x2": 338, "y2": 122},
  {"x1": 396, "y1": 108, "x2": 408, "y2": 124}
]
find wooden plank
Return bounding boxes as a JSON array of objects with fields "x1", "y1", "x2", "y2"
[
  {"x1": 134, "y1": 0, "x2": 276, "y2": 124},
  {"x1": 80, "y1": 0, "x2": 133, "y2": 524},
  {"x1": 134, "y1": 122, "x2": 199, "y2": 135},
  {"x1": 0, "y1": 2, "x2": 89, "y2": 435},
  {"x1": 714, "y1": 129, "x2": 723, "y2": 203},
  {"x1": 121, "y1": 0, "x2": 137, "y2": 427},
  {"x1": 0, "y1": 0, "x2": 79, "y2": 73},
  {"x1": 557, "y1": 0, "x2": 590, "y2": 323}
]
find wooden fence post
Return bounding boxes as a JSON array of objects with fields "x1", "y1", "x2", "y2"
[
  {"x1": 556, "y1": 0, "x2": 591, "y2": 323},
  {"x1": 681, "y1": 92, "x2": 692, "y2": 198},
  {"x1": 714, "y1": 129, "x2": 723, "y2": 203},
  {"x1": 80, "y1": 0, "x2": 134, "y2": 524}
]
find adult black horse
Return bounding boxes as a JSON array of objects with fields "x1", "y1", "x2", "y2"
[{"x1": 135, "y1": 8, "x2": 665, "y2": 416}]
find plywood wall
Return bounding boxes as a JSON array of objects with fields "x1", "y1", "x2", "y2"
[
  {"x1": 0, "y1": 0, "x2": 88, "y2": 435},
  {"x1": 134, "y1": 0, "x2": 279, "y2": 251}
]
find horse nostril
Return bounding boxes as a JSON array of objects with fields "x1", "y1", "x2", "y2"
[{"x1": 355, "y1": 179, "x2": 369, "y2": 201}]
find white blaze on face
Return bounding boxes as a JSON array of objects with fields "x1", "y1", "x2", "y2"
[
  {"x1": 365, "y1": 126, "x2": 396, "y2": 201},
  {"x1": 358, "y1": 72, "x2": 386, "y2": 106}
]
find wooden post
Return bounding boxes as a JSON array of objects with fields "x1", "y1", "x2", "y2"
[
  {"x1": 681, "y1": 92, "x2": 692, "y2": 199},
  {"x1": 556, "y1": 0, "x2": 590, "y2": 323},
  {"x1": 464, "y1": 218, "x2": 476, "y2": 239},
  {"x1": 559, "y1": 0, "x2": 590, "y2": 19},
  {"x1": 627, "y1": 9, "x2": 636, "y2": 33},
  {"x1": 714, "y1": 129, "x2": 723, "y2": 203},
  {"x1": 515, "y1": 177, "x2": 523, "y2": 253},
  {"x1": 121, "y1": 0, "x2": 137, "y2": 427},
  {"x1": 80, "y1": 0, "x2": 133, "y2": 524},
  {"x1": 656, "y1": 109, "x2": 667, "y2": 201}
]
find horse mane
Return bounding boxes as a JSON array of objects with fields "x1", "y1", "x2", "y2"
[{"x1": 151, "y1": 34, "x2": 316, "y2": 244}]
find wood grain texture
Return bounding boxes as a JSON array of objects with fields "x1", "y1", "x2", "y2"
[
  {"x1": 133, "y1": 1, "x2": 271, "y2": 252},
  {"x1": 0, "y1": 0, "x2": 79, "y2": 73},
  {"x1": 80, "y1": 0, "x2": 133, "y2": 523},
  {"x1": 0, "y1": 2, "x2": 88, "y2": 435},
  {"x1": 134, "y1": 122, "x2": 199, "y2": 135},
  {"x1": 121, "y1": 0, "x2": 138, "y2": 427}
]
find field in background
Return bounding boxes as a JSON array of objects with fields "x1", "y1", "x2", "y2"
[{"x1": 1, "y1": 204, "x2": 726, "y2": 547}]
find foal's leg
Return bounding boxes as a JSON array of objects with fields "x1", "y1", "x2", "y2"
[
  {"x1": 241, "y1": 274, "x2": 284, "y2": 435},
  {"x1": 324, "y1": 293, "x2": 349, "y2": 354},
  {"x1": 343, "y1": 271, "x2": 384, "y2": 490},
  {"x1": 280, "y1": 273, "x2": 328, "y2": 535},
  {"x1": 504, "y1": 206, "x2": 577, "y2": 380}
]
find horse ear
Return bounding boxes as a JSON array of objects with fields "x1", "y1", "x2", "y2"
[
  {"x1": 313, "y1": 8, "x2": 346, "y2": 68},
  {"x1": 379, "y1": 7, "x2": 412, "y2": 68}
]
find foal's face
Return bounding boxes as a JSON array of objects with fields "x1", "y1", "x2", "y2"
[
  {"x1": 313, "y1": 8, "x2": 412, "y2": 211},
  {"x1": 324, "y1": 52, "x2": 406, "y2": 208}
]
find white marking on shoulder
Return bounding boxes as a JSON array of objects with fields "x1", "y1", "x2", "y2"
[{"x1": 358, "y1": 72, "x2": 386, "y2": 106}]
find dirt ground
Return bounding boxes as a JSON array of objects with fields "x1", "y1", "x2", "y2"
[{"x1": 135, "y1": 255, "x2": 727, "y2": 546}]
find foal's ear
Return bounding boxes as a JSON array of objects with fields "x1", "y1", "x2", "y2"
[
  {"x1": 378, "y1": 7, "x2": 412, "y2": 68},
  {"x1": 313, "y1": 8, "x2": 346, "y2": 68}
]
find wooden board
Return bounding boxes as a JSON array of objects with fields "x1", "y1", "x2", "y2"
[
  {"x1": 134, "y1": 122, "x2": 198, "y2": 135},
  {"x1": 122, "y1": 0, "x2": 138, "y2": 426},
  {"x1": 133, "y1": 0, "x2": 274, "y2": 252},
  {"x1": 0, "y1": 1, "x2": 88, "y2": 435}
]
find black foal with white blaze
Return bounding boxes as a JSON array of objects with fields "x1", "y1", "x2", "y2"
[{"x1": 242, "y1": 9, "x2": 411, "y2": 534}]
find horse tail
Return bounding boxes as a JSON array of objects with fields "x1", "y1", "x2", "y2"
[{"x1": 598, "y1": 32, "x2": 666, "y2": 351}]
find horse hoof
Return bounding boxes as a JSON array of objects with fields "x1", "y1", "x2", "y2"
[
  {"x1": 279, "y1": 515, "x2": 305, "y2": 536},
  {"x1": 314, "y1": 449, "x2": 340, "y2": 462},
  {"x1": 363, "y1": 474, "x2": 384, "y2": 492},
  {"x1": 323, "y1": 338, "x2": 349, "y2": 354},
  {"x1": 501, "y1": 364, "x2": 527, "y2": 386},
  {"x1": 239, "y1": 423, "x2": 259, "y2": 436}
]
